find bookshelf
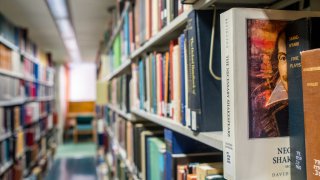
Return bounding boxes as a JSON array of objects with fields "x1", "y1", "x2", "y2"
[
  {"x1": 0, "y1": 13, "x2": 57, "y2": 179},
  {"x1": 131, "y1": 109, "x2": 223, "y2": 151},
  {"x1": 106, "y1": 126, "x2": 139, "y2": 180},
  {"x1": 0, "y1": 160, "x2": 13, "y2": 176},
  {"x1": 96, "y1": 0, "x2": 317, "y2": 179},
  {"x1": 102, "y1": 59, "x2": 131, "y2": 81},
  {"x1": 106, "y1": 104, "x2": 136, "y2": 121}
]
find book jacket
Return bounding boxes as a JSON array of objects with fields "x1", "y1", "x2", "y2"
[{"x1": 221, "y1": 8, "x2": 320, "y2": 180}]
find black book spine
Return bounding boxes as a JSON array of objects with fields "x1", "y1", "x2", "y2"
[
  {"x1": 187, "y1": 11, "x2": 201, "y2": 131},
  {"x1": 286, "y1": 17, "x2": 320, "y2": 180}
]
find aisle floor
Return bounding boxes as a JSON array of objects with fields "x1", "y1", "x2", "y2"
[{"x1": 46, "y1": 143, "x2": 97, "y2": 180}]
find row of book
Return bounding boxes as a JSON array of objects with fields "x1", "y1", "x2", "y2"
[
  {"x1": 0, "y1": 13, "x2": 53, "y2": 66},
  {"x1": 0, "y1": 75, "x2": 54, "y2": 101},
  {"x1": 107, "y1": 74, "x2": 131, "y2": 113},
  {"x1": 0, "y1": 43, "x2": 54, "y2": 83},
  {"x1": 130, "y1": 9, "x2": 222, "y2": 132},
  {"x1": 0, "y1": 128, "x2": 57, "y2": 179},
  {"x1": 98, "y1": 0, "x2": 192, "y2": 80},
  {"x1": 0, "y1": 101, "x2": 53, "y2": 135},
  {"x1": 98, "y1": 107, "x2": 224, "y2": 180}
]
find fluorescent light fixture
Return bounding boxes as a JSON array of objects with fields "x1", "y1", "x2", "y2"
[
  {"x1": 46, "y1": 0, "x2": 68, "y2": 19},
  {"x1": 56, "y1": 19, "x2": 74, "y2": 39},
  {"x1": 64, "y1": 38, "x2": 78, "y2": 51},
  {"x1": 69, "y1": 50, "x2": 81, "y2": 62}
]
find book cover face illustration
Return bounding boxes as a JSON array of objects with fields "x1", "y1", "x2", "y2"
[{"x1": 247, "y1": 19, "x2": 289, "y2": 138}]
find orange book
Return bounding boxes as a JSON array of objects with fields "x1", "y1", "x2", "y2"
[
  {"x1": 164, "y1": 52, "x2": 170, "y2": 116},
  {"x1": 145, "y1": 0, "x2": 152, "y2": 40},
  {"x1": 301, "y1": 49, "x2": 320, "y2": 180}
]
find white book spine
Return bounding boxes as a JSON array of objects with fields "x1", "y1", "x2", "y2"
[{"x1": 221, "y1": 10, "x2": 236, "y2": 180}]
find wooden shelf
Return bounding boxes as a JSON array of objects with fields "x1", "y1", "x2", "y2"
[
  {"x1": 131, "y1": 109, "x2": 223, "y2": 151},
  {"x1": 0, "y1": 36, "x2": 19, "y2": 51},
  {"x1": 106, "y1": 104, "x2": 136, "y2": 121},
  {"x1": 0, "y1": 160, "x2": 13, "y2": 175},
  {"x1": 102, "y1": 59, "x2": 131, "y2": 81},
  {"x1": 0, "y1": 132, "x2": 12, "y2": 142}
]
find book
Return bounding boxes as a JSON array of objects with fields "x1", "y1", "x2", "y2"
[
  {"x1": 221, "y1": 8, "x2": 320, "y2": 180},
  {"x1": 173, "y1": 44, "x2": 182, "y2": 123},
  {"x1": 196, "y1": 162, "x2": 223, "y2": 180},
  {"x1": 301, "y1": 49, "x2": 320, "y2": 180},
  {"x1": 164, "y1": 129, "x2": 221, "y2": 180},
  {"x1": 286, "y1": 17, "x2": 320, "y2": 180},
  {"x1": 140, "y1": 130, "x2": 163, "y2": 180},
  {"x1": 186, "y1": 9, "x2": 223, "y2": 132},
  {"x1": 147, "y1": 137, "x2": 165, "y2": 180}
]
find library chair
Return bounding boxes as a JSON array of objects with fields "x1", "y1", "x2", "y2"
[{"x1": 73, "y1": 115, "x2": 97, "y2": 143}]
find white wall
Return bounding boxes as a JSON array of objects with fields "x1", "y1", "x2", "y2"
[{"x1": 69, "y1": 62, "x2": 96, "y2": 102}]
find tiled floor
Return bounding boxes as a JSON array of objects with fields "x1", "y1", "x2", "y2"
[{"x1": 46, "y1": 143, "x2": 97, "y2": 180}]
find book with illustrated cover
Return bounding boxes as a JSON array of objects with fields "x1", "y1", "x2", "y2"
[
  {"x1": 286, "y1": 17, "x2": 320, "y2": 180},
  {"x1": 221, "y1": 8, "x2": 320, "y2": 180}
]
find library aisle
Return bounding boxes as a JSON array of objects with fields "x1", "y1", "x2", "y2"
[{"x1": 1, "y1": 0, "x2": 320, "y2": 180}]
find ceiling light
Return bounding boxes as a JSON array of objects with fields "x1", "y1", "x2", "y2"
[
  {"x1": 56, "y1": 19, "x2": 75, "y2": 39},
  {"x1": 46, "y1": 0, "x2": 69, "y2": 19},
  {"x1": 64, "y1": 38, "x2": 78, "y2": 51}
]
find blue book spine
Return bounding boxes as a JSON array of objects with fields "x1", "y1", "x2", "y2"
[
  {"x1": 152, "y1": 54, "x2": 157, "y2": 113},
  {"x1": 179, "y1": 34, "x2": 186, "y2": 126},
  {"x1": 286, "y1": 17, "x2": 320, "y2": 180},
  {"x1": 139, "y1": 59, "x2": 145, "y2": 110},
  {"x1": 124, "y1": 12, "x2": 130, "y2": 56}
]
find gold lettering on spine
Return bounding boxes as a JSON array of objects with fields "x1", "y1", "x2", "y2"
[{"x1": 190, "y1": 37, "x2": 196, "y2": 95}]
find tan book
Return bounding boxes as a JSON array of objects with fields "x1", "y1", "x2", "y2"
[
  {"x1": 301, "y1": 49, "x2": 320, "y2": 180},
  {"x1": 151, "y1": 0, "x2": 159, "y2": 37},
  {"x1": 196, "y1": 162, "x2": 223, "y2": 180},
  {"x1": 173, "y1": 45, "x2": 181, "y2": 123}
]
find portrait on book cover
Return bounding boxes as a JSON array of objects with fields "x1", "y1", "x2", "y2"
[{"x1": 247, "y1": 19, "x2": 289, "y2": 138}]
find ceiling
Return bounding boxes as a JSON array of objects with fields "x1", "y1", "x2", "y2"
[{"x1": 0, "y1": 0, "x2": 115, "y2": 63}]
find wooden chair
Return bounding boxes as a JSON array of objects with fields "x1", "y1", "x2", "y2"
[{"x1": 73, "y1": 115, "x2": 96, "y2": 143}]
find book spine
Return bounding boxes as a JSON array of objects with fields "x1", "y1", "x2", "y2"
[
  {"x1": 184, "y1": 28, "x2": 191, "y2": 128},
  {"x1": 188, "y1": 12, "x2": 201, "y2": 131},
  {"x1": 221, "y1": 10, "x2": 236, "y2": 179},
  {"x1": 301, "y1": 49, "x2": 320, "y2": 180},
  {"x1": 180, "y1": 34, "x2": 186, "y2": 126},
  {"x1": 152, "y1": 53, "x2": 157, "y2": 113},
  {"x1": 286, "y1": 19, "x2": 308, "y2": 180}
]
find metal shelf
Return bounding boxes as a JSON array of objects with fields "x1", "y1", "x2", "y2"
[
  {"x1": 106, "y1": 127, "x2": 140, "y2": 180},
  {"x1": 102, "y1": 59, "x2": 131, "y2": 81},
  {"x1": 0, "y1": 69, "x2": 24, "y2": 79},
  {"x1": 0, "y1": 132, "x2": 12, "y2": 142},
  {"x1": 0, "y1": 98, "x2": 26, "y2": 106},
  {"x1": 106, "y1": 104, "x2": 136, "y2": 121},
  {"x1": 0, "y1": 160, "x2": 13, "y2": 175},
  {"x1": 104, "y1": 2, "x2": 131, "y2": 53},
  {"x1": 130, "y1": 8, "x2": 191, "y2": 60},
  {"x1": 0, "y1": 36, "x2": 19, "y2": 51},
  {"x1": 131, "y1": 109, "x2": 223, "y2": 151}
]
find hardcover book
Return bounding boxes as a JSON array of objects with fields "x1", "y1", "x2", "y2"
[
  {"x1": 220, "y1": 8, "x2": 320, "y2": 180},
  {"x1": 186, "y1": 10, "x2": 222, "y2": 132},
  {"x1": 301, "y1": 49, "x2": 320, "y2": 180},
  {"x1": 286, "y1": 17, "x2": 320, "y2": 180}
]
